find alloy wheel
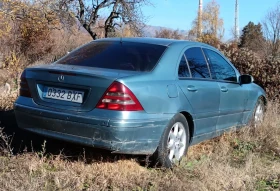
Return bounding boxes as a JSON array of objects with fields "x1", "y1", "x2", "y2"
[
  {"x1": 254, "y1": 103, "x2": 264, "y2": 126},
  {"x1": 167, "y1": 122, "x2": 187, "y2": 162}
]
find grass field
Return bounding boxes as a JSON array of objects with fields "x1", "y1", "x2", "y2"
[{"x1": 0, "y1": 94, "x2": 279, "y2": 191}]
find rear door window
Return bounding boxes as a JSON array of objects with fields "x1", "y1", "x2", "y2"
[
  {"x1": 203, "y1": 49, "x2": 237, "y2": 82},
  {"x1": 185, "y1": 47, "x2": 211, "y2": 79},
  {"x1": 56, "y1": 41, "x2": 167, "y2": 72}
]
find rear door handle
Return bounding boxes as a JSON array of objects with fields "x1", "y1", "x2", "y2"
[
  {"x1": 220, "y1": 86, "x2": 228, "y2": 92},
  {"x1": 187, "y1": 85, "x2": 198, "y2": 92}
]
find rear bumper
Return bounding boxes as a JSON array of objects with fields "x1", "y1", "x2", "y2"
[{"x1": 14, "y1": 102, "x2": 171, "y2": 155}]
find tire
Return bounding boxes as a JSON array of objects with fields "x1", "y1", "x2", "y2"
[
  {"x1": 156, "y1": 113, "x2": 190, "y2": 168},
  {"x1": 250, "y1": 97, "x2": 265, "y2": 127}
]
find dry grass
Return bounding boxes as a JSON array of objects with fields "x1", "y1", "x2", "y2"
[
  {"x1": 0, "y1": 92, "x2": 18, "y2": 111},
  {"x1": 0, "y1": 99, "x2": 279, "y2": 190}
]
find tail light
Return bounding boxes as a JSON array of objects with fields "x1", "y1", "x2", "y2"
[
  {"x1": 19, "y1": 70, "x2": 31, "y2": 97},
  {"x1": 96, "y1": 81, "x2": 144, "y2": 111}
]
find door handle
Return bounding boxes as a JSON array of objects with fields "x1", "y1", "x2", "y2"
[
  {"x1": 187, "y1": 85, "x2": 198, "y2": 92},
  {"x1": 220, "y1": 86, "x2": 228, "y2": 92}
]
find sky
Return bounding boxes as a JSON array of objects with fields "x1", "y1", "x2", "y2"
[{"x1": 142, "y1": 0, "x2": 280, "y2": 40}]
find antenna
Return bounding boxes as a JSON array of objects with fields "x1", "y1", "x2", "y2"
[
  {"x1": 197, "y1": 0, "x2": 203, "y2": 38},
  {"x1": 120, "y1": 17, "x2": 123, "y2": 44},
  {"x1": 234, "y1": 0, "x2": 239, "y2": 41}
]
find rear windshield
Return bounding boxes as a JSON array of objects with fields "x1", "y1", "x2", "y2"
[{"x1": 56, "y1": 41, "x2": 167, "y2": 72}]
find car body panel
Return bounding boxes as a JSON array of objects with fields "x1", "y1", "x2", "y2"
[
  {"x1": 14, "y1": 38, "x2": 266, "y2": 155},
  {"x1": 14, "y1": 97, "x2": 173, "y2": 154},
  {"x1": 177, "y1": 79, "x2": 220, "y2": 135},
  {"x1": 26, "y1": 64, "x2": 145, "y2": 112},
  {"x1": 242, "y1": 83, "x2": 266, "y2": 124},
  {"x1": 216, "y1": 82, "x2": 249, "y2": 130}
]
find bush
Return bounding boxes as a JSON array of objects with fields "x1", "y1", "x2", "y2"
[
  {"x1": 0, "y1": 0, "x2": 91, "y2": 89},
  {"x1": 0, "y1": 0, "x2": 59, "y2": 63},
  {"x1": 220, "y1": 45, "x2": 280, "y2": 99},
  {"x1": 197, "y1": 33, "x2": 222, "y2": 48}
]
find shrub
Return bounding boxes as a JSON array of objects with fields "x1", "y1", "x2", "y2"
[
  {"x1": 0, "y1": 0, "x2": 91, "y2": 89},
  {"x1": 220, "y1": 45, "x2": 280, "y2": 99},
  {"x1": 0, "y1": 0, "x2": 59, "y2": 60}
]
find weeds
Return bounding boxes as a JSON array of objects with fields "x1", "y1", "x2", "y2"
[
  {"x1": 36, "y1": 140, "x2": 47, "y2": 159},
  {"x1": 0, "y1": 96, "x2": 280, "y2": 190},
  {"x1": 0, "y1": 92, "x2": 18, "y2": 111},
  {"x1": 0, "y1": 128, "x2": 13, "y2": 157},
  {"x1": 257, "y1": 177, "x2": 280, "y2": 191}
]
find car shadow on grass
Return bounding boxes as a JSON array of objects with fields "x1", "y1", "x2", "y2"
[{"x1": 0, "y1": 110, "x2": 150, "y2": 166}]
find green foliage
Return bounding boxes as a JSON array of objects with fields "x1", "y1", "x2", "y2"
[
  {"x1": 183, "y1": 155, "x2": 208, "y2": 170},
  {"x1": 239, "y1": 22, "x2": 265, "y2": 55},
  {"x1": 37, "y1": 140, "x2": 47, "y2": 159},
  {"x1": 232, "y1": 139, "x2": 256, "y2": 153},
  {"x1": 231, "y1": 138, "x2": 257, "y2": 165},
  {"x1": 257, "y1": 178, "x2": 280, "y2": 191}
]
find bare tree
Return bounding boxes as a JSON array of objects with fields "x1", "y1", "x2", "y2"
[
  {"x1": 155, "y1": 28, "x2": 183, "y2": 40},
  {"x1": 189, "y1": 0, "x2": 224, "y2": 47},
  {"x1": 58, "y1": 0, "x2": 149, "y2": 39},
  {"x1": 202, "y1": 0, "x2": 224, "y2": 39},
  {"x1": 262, "y1": 3, "x2": 280, "y2": 59}
]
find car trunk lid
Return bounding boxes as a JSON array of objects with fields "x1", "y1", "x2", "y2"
[{"x1": 25, "y1": 64, "x2": 143, "y2": 112}]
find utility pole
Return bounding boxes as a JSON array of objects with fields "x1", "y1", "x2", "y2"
[
  {"x1": 198, "y1": 0, "x2": 203, "y2": 38},
  {"x1": 234, "y1": 0, "x2": 239, "y2": 42}
]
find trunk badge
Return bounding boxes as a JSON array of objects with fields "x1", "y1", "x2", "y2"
[{"x1": 58, "y1": 75, "x2": 64, "y2": 82}]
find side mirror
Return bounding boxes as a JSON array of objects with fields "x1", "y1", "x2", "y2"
[{"x1": 239, "y1": 74, "x2": 254, "y2": 85}]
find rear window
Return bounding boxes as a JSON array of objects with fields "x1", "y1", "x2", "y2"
[{"x1": 56, "y1": 41, "x2": 167, "y2": 72}]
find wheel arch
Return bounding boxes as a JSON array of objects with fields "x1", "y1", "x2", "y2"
[
  {"x1": 180, "y1": 111, "x2": 195, "y2": 143},
  {"x1": 259, "y1": 95, "x2": 267, "y2": 105},
  {"x1": 258, "y1": 95, "x2": 267, "y2": 112}
]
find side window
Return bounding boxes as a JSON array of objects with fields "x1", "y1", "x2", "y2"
[
  {"x1": 203, "y1": 49, "x2": 237, "y2": 82},
  {"x1": 185, "y1": 47, "x2": 210, "y2": 79},
  {"x1": 178, "y1": 55, "x2": 190, "y2": 78}
]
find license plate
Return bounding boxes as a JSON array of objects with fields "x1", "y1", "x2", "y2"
[{"x1": 44, "y1": 87, "x2": 84, "y2": 103}]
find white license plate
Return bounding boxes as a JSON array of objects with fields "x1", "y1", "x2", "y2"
[{"x1": 44, "y1": 87, "x2": 84, "y2": 103}]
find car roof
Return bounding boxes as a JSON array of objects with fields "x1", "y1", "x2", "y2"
[{"x1": 95, "y1": 37, "x2": 213, "y2": 48}]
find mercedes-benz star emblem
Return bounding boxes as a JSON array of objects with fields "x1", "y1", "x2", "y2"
[{"x1": 58, "y1": 75, "x2": 64, "y2": 82}]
